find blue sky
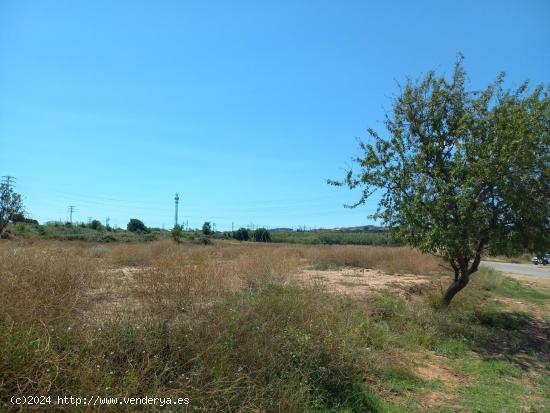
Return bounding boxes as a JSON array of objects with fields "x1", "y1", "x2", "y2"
[{"x1": 1, "y1": 0, "x2": 548, "y2": 230}]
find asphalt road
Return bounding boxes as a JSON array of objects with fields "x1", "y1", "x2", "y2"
[{"x1": 481, "y1": 261, "x2": 550, "y2": 278}]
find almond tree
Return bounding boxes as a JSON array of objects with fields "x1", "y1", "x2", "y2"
[{"x1": 331, "y1": 57, "x2": 549, "y2": 305}]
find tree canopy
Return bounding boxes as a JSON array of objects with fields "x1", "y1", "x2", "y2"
[
  {"x1": 234, "y1": 227, "x2": 249, "y2": 241},
  {"x1": 89, "y1": 219, "x2": 103, "y2": 230},
  {"x1": 0, "y1": 182, "x2": 24, "y2": 235},
  {"x1": 331, "y1": 57, "x2": 549, "y2": 304},
  {"x1": 127, "y1": 218, "x2": 147, "y2": 232},
  {"x1": 253, "y1": 228, "x2": 271, "y2": 243},
  {"x1": 202, "y1": 222, "x2": 212, "y2": 236}
]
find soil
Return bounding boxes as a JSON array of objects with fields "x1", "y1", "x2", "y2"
[
  {"x1": 295, "y1": 266, "x2": 433, "y2": 297},
  {"x1": 86, "y1": 266, "x2": 144, "y2": 321}
]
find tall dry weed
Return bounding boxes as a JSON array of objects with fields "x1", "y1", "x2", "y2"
[
  {"x1": 0, "y1": 242, "x2": 99, "y2": 326},
  {"x1": 304, "y1": 245, "x2": 441, "y2": 274},
  {"x1": 108, "y1": 242, "x2": 155, "y2": 267},
  {"x1": 132, "y1": 243, "x2": 303, "y2": 316}
]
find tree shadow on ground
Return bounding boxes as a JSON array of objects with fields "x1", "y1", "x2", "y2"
[{"x1": 472, "y1": 310, "x2": 549, "y2": 372}]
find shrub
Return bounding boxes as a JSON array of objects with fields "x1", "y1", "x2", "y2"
[
  {"x1": 202, "y1": 221, "x2": 212, "y2": 235},
  {"x1": 127, "y1": 218, "x2": 146, "y2": 232},
  {"x1": 234, "y1": 227, "x2": 249, "y2": 241},
  {"x1": 10, "y1": 213, "x2": 38, "y2": 225},
  {"x1": 171, "y1": 225, "x2": 184, "y2": 243},
  {"x1": 253, "y1": 228, "x2": 271, "y2": 242},
  {"x1": 101, "y1": 234, "x2": 116, "y2": 242},
  {"x1": 89, "y1": 219, "x2": 103, "y2": 230}
]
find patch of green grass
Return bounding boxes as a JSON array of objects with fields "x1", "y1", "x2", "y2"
[
  {"x1": 460, "y1": 358, "x2": 523, "y2": 378},
  {"x1": 476, "y1": 268, "x2": 550, "y2": 304},
  {"x1": 452, "y1": 356, "x2": 545, "y2": 412},
  {"x1": 460, "y1": 380, "x2": 531, "y2": 412},
  {"x1": 431, "y1": 338, "x2": 469, "y2": 357},
  {"x1": 377, "y1": 366, "x2": 440, "y2": 393},
  {"x1": 475, "y1": 308, "x2": 532, "y2": 330}
]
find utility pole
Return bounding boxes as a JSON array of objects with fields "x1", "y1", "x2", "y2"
[
  {"x1": 106, "y1": 217, "x2": 110, "y2": 227},
  {"x1": 174, "y1": 193, "x2": 179, "y2": 228},
  {"x1": 232, "y1": 222, "x2": 234, "y2": 232},
  {"x1": 68, "y1": 206, "x2": 76, "y2": 224},
  {"x1": 1, "y1": 175, "x2": 16, "y2": 190}
]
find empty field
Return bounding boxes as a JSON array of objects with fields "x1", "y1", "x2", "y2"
[{"x1": 1, "y1": 240, "x2": 548, "y2": 412}]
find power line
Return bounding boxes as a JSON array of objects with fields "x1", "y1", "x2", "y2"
[
  {"x1": 32, "y1": 195, "x2": 377, "y2": 218},
  {"x1": 34, "y1": 186, "x2": 360, "y2": 208},
  {"x1": 39, "y1": 197, "x2": 371, "y2": 220}
]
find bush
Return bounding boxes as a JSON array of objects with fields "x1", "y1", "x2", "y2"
[
  {"x1": 88, "y1": 220, "x2": 103, "y2": 230},
  {"x1": 127, "y1": 218, "x2": 146, "y2": 232},
  {"x1": 234, "y1": 227, "x2": 249, "y2": 241},
  {"x1": 10, "y1": 213, "x2": 38, "y2": 225},
  {"x1": 171, "y1": 225, "x2": 184, "y2": 243},
  {"x1": 202, "y1": 222, "x2": 212, "y2": 236},
  {"x1": 253, "y1": 228, "x2": 271, "y2": 242}
]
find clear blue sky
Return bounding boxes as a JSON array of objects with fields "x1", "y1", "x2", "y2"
[{"x1": 1, "y1": 0, "x2": 548, "y2": 230}]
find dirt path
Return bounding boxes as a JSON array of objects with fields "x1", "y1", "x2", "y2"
[{"x1": 296, "y1": 266, "x2": 433, "y2": 296}]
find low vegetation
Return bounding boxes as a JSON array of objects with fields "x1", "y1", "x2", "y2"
[
  {"x1": 1, "y1": 240, "x2": 548, "y2": 412},
  {"x1": 5, "y1": 221, "x2": 160, "y2": 242},
  {"x1": 270, "y1": 229, "x2": 394, "y2": 245}
]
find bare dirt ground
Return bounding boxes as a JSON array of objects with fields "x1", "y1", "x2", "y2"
[
  {"x1": 295, "y1": 266, "x2": 434, "y2": 297},
  {"x1": 414, "y1": 351, "x2": 469, "y2": 409},
  {"x1": 369, "y1": 347, "x2": 469, "y2": 410},
  {"x1": 89, "y1": 264, "x2": 439, "y2": 321},
  {"x1": 87, "y1": 266, "x2": 144, "y2": 321}
]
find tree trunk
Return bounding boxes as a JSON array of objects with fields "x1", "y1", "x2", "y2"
[
  {"x1": 442, "y1": 253, "x2": 482, "y2": 306},
  {"x1": 443, "y1": 273, "x2": 470, "y2": 306}
]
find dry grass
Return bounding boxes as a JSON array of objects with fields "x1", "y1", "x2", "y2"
[
  {"x1": 0, "y1": 241, "x2": 100, "y2": 326},
  {"x1": 108, "y1": 242, "x2": 156, "y2": 267},
  {"x1": 0, "y1": 241, "x2": 441, "y2": 324},
  {"x1": 131, "y1": 243, "x2": 304, "y2": 317},
  {"x1": 103, "y1": 242, "x2": 438, "y2": 318},
  {"x1": 303, "y1": 244, "x2": 441, "y2": 274},
  {"x1": 1, "y1": 239, "x2": 547, "y2": 412}
]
